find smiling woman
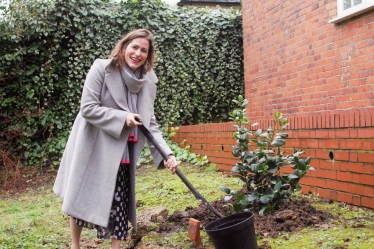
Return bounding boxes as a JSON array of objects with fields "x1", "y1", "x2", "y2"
[
  {"x1": 52, "y1": 28, "x2": 177, "y2": 249},
  {"x1": 123, "y1": 38, "x2": 150, "y2": 72}
]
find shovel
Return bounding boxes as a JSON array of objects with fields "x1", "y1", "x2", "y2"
[{"x1": 136, "y1": 121, "x2": 224, "y2": 247}]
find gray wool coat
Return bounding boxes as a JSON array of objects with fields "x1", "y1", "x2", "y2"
[{"x1": 53, "y1": 59, "x2": 172, "y2": 231}]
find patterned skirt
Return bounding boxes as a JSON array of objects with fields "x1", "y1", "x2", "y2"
[{"x1": 74, "y1": 163, "x2": 130, "y2": 240}]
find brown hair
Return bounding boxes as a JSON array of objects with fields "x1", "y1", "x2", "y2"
[{"x1": 109, "y1": 29, "x2": 155, "y2": 73}]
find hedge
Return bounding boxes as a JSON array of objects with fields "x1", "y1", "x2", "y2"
[{"x1": 0, "y1": 0, "x2": 243, "y2": 167}]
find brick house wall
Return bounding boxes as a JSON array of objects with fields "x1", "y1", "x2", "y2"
[{"x1": 171, "y1": 0, "x2": 374, "y2": 209}]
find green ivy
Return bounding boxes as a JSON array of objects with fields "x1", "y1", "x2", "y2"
[{"x1": 0, "y1": 0, "x2": 243, "y2": 167}]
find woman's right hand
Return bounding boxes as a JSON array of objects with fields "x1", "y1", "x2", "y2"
[
  {"x1": 164, "y1": 154, "x2": 177, "y2": 174},
  {"x1": 126, "y1": 113, "x2": 142, "y2": 128}
]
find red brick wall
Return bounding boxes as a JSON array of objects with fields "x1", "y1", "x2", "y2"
[
  {"x1": 242, "y1": 0, "x2": 374, "y2": 119},
  {"x1": 172, "y1": 111, "x2": 374, "y2": 209},
  {"x1": 171, "y1": 0, "x2": 374, "y2": 209}
]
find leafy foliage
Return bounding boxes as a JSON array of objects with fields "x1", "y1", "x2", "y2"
[
  {"x1": 137, "y1": 127, "x2": 209, "y2": 167},
  {"x1": 221, "y1": 96, "x2": 316, "y2": 214},
  {"x1": 0, "y1": 0, "x2": 243, "y2": 168}
]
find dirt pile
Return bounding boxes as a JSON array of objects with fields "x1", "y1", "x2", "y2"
[{"x1": 168, "y1": 197, "x2": 335, "y2": 239}]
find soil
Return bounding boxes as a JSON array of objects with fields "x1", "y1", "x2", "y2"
[
  {"x1": 0, "y1": 165, "x2": 56, "y2": 196},
  {"x1": 1, "y1": 166, "x2": 336, "y2": 249},
  {"x1": 167, "y1": 194, "x2": 335, "y2": 239},
  {"x1": 153, "y1": 176, "x2": 336, "y2": 249}
]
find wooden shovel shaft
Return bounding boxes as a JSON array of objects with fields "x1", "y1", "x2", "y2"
[{"x1": 137, "y1": 123, "x2": 225, "y2": 219}]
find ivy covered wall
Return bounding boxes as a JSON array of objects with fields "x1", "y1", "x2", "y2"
[{"x1": 0, "y1": 0, "x2": 243, "y2": 166}]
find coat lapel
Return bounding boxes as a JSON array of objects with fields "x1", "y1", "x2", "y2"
[
  {"x1": 104, "y1": 62, "x2": 129, "y2": 111},
  {"x1": 137, "y1": 78, "x2": 157, "y2": 128}
]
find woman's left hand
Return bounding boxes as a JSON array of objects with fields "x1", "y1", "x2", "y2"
[{"x1": 164, "y1": 154, "x2": 177, "y2": 174}]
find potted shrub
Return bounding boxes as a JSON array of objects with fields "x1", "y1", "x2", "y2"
[{"x1": 221, "y1": 95, "x2": 316, "y2": 215}]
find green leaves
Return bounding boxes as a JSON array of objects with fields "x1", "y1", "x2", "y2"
[
  {"x1": 260, "y1": 195, "x2": 270, "y2": 204},
  {"x1": 287, "y1": 174, "x2": 299, "y2": 180},
  {"x1": 0, "y1": 0, "x2": 243, "y2": 167},
  {"x1": 221, "y1": 96, "x2": 315, "y2": 215},
  {"x1": 271, "y1": 139, "x2": 286, "y2": 147},
  {"x1": 220, "y1": 186, "x2": 231, "y2": 194}
]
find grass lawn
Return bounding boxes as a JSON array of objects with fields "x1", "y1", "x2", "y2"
[{"x1": 0, "y1": 163, "x2": 373, "y2": 248}]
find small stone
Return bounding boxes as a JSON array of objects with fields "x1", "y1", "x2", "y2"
[
  {"x1": 321, "y1": 198, "x2": 330, "y2": 203},
  {"x1": 273, "y1": 210, "x2": 298, "y2": 222},
  {"x1": 133, "y1": 206, "x2": 169, "y2": 239}
]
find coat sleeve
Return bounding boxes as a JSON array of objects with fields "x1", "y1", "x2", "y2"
[{"x1": 80, "y1": 59, "x2": 127, "y2": 139}]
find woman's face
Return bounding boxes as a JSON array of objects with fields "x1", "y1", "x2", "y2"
[{"x1": 123, "y1": 38, "x2": 149, "y2": 72}]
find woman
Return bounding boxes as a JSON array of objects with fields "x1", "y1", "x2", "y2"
[{"x1": 53, "y1": 29, "x2": 177, "y2": 249}]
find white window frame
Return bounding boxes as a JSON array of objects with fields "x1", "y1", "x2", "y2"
[{"x1": 329, "y1": 0, "x2": 374, "y2": 23}]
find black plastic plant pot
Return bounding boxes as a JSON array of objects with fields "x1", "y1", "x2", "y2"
[{"x1": 205, "y1": 212, "x2": 258, "y2": 249}]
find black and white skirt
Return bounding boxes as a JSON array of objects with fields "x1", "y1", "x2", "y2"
[{"x1": 74, "y1": 163, "x2": 130, "y2": 240}]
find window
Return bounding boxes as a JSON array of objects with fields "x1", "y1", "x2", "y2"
[{"x1": 329, "y1": 0, "x2": 374, "y2": 23}]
